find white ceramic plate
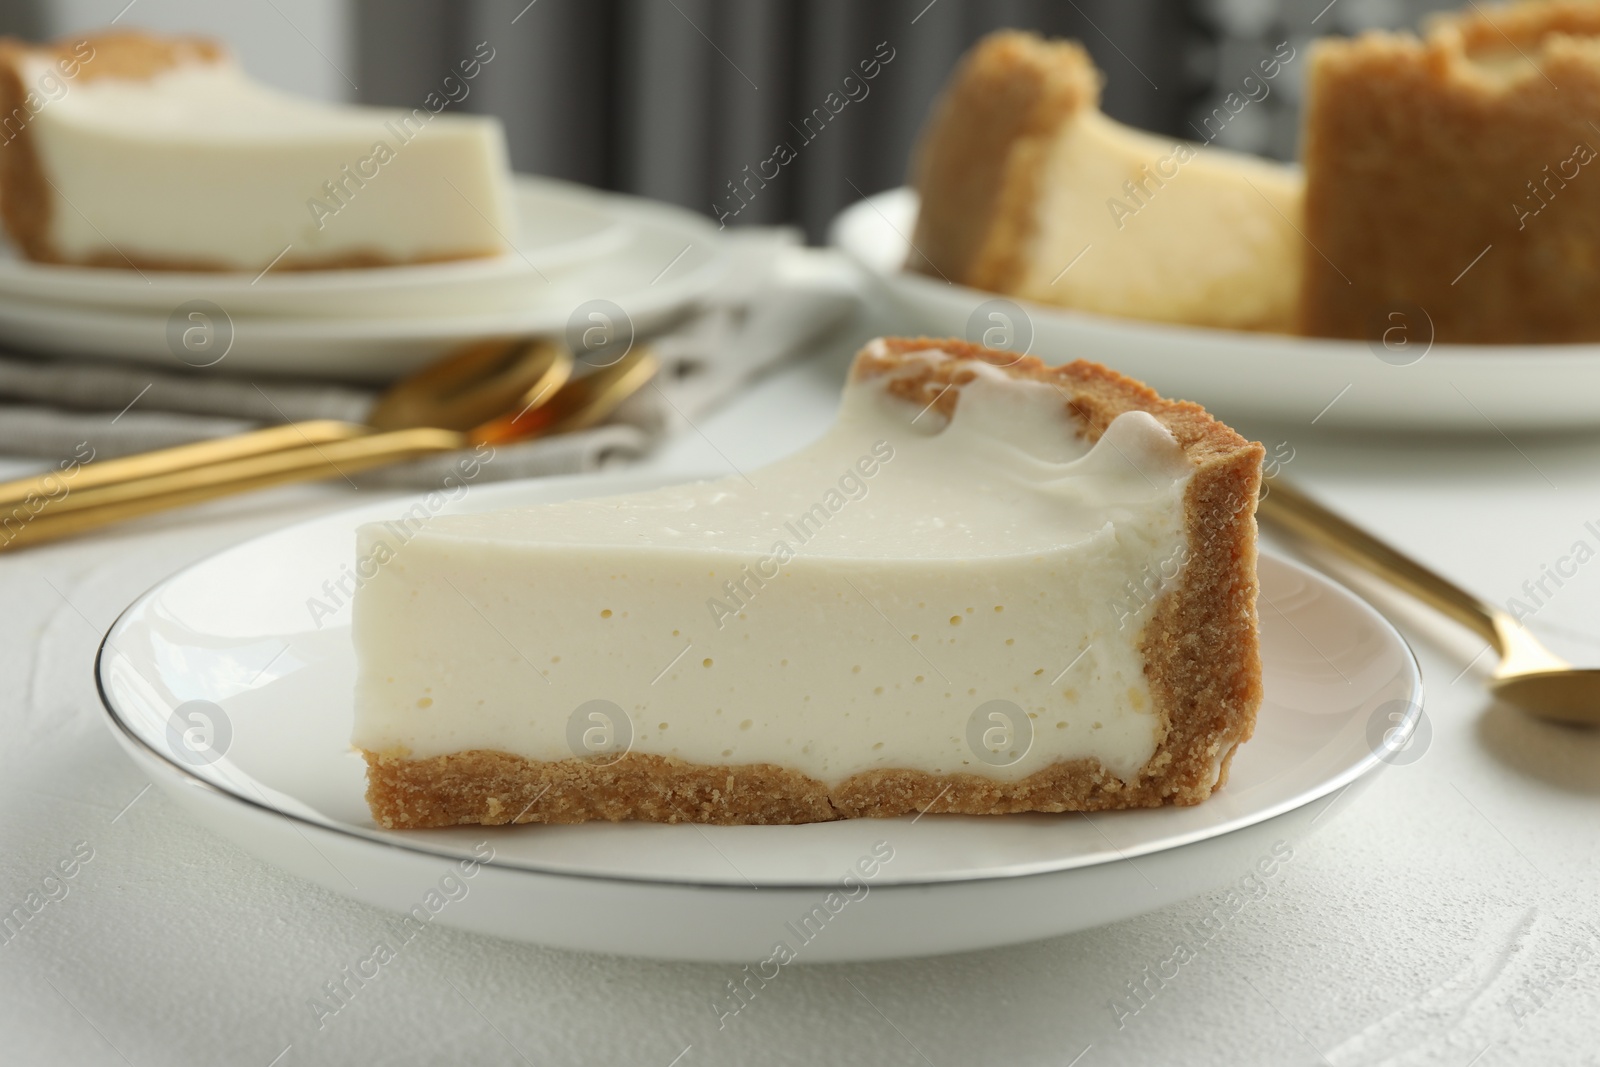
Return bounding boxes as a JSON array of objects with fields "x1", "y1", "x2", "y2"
[
  {"x1": 0, "y1": 186, "x2": 724, "y2": 381},
  {"x1": 0, "y1": 177, "x2": 630, "y2": 319},
  {"x1": 830, "y1": 188, "x2": 1600, "y2": 432},
  {"x1": 96, "y1": 472, "x2": 1422, "y2": 962}
]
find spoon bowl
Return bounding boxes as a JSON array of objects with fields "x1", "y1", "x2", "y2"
[
  {"x1": 1258, "y1": 477, "x2": 1599, "y2": 727},
  {"x1": 0, "y1": 338, "x2": 659, "y2": 550},
  {"x1": 367, "y1": 337, "x2": 570, "y2": 434},
  {"x1": 1489, "y1": 669, "x2": 1600, "y2": 726}
]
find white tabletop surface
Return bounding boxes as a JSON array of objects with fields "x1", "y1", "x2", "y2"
[{"x1": 4, "y1": 310, "x2": 1600, "y2": 1067}]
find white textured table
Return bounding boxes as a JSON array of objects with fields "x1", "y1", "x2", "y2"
[{"x1": 5, "y1": 320, "x2": 1600, "y2": 1067}]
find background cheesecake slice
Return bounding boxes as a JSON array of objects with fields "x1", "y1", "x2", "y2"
[
  {"x1": 0, "y1": 31, "x2": 512, "y2": 271},
  {"x1": 907, "y1": 31, "x2": 1303, "y2": 333},
  {"x1": 353, "y1": 338, "x2": 1264, "y2": 828},
  {"x1": 1299, "y1": 1, "x2": 1600, "y2": 343}
]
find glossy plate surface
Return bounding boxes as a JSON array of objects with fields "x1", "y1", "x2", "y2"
[
  {"x1": 829, "y1": 187, "x2": 1600, "y2": 432},
  {"x1": 98, "y1": 472, "x2": 1422, "y2": 960}
]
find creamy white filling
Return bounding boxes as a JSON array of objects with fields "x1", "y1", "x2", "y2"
[
  {"x1": 23, "y1": 57, "x2": 512, "y2": 267},
  {"x1": 1464, "y1": 46, "x2": 1542, "y2": 84},
  {"x1": 1021, "y1": 109, "x2": 1302, "y2": 331},
  {"x1": 351, "y1": 350, "x2": 1194, "y2": 784}
]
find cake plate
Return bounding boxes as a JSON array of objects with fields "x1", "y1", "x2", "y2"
[
  {"x1": 0, "y1": 179, "x2": 724, "y2": 380},
  {"x1": 830, "y1": 187, "x2": 1600, "y2": 432},
  {"x1": 96, "y1": 472, "x2": 1423, "y2": 962}
]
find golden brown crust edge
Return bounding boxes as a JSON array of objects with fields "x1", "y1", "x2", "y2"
[
  {"x1": 0, "y1": 37, "x2": 63, "y2": 264},
  {"x1": 905, "y1": 30, "x2": 1100, "y2": 293},
  {"x1": 1298, "y1": 4, "x2": 1600, "y2": 342},
  {"x1": 0, "y1": 31, "x2": 498, "y2": 272},
  {"x1": 5, "y1": 30, "x2": 223, "y2": 84},
  {"x1": 363, "y1": 337, "x2": 1263, "y2": 829},
  {"x1": 1432, "y1": 0, "x2": 1600, "y2": 48}
]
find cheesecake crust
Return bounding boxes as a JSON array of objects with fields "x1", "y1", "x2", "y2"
[
  {"x1": 363, "y1": 338, "x2": 1264, "y2": 829},
  {"x1": 0, "y1": 31, "x2": 500, "y2": 272},
  {"x1": 905, "y1": 30, "x2": 1099, "y2": 294},
  {"x1": 1298, "y1": 1, "x2": 1600, "y2": 342}
]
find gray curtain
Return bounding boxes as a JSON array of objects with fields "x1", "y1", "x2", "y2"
[
  {"x1": 355, "y1": 0, "x2": 1202, "y2": 241},
  {"x1": 355, "y1": 0, "x2": 1463, "y2": 241},
  {"x1": 0, "y1": 0, "x2": 41, "y2": 38}
]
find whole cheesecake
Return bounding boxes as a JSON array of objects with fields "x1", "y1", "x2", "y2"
[
  {"x1": 1299, "y1": 0, "x2": 1600, "y2": 343},
  {"x1": 352, "y1": 338, "x2": 1264, "y2": 828},
  {"x1": 0, "y1": 31, "x2": 513, "y2": 271}
]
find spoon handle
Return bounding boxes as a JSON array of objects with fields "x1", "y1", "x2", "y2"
[
  {"x1": 0, "y1": 427, "x2": 464, "y2": 552},
  {"x1": 0, "y1": 419, "x2": 366, "y2": 510},
  {"x1": 1256, "y1": 477, "x2": 1505, "y2": 651}
]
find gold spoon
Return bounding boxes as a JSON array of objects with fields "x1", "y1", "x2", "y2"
[
  {"x1": 1258, "y1": 477, "x2": 1600, "y2": 726},
  {"x1": 0, "y1": 337, "x2": 570, "y2": 513},
  {"x1": 0, "y1": 342, "x2": 658, "y2": 550}
]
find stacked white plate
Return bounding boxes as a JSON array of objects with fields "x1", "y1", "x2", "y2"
[{"x1": 0, "y1": 176, "x2": 730, "y2": 381}]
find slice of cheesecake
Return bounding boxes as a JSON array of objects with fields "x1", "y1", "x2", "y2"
[
  {"x1": 907, "y1": 31, "x2": 1303, "y2": 333},
  {"x1": 1299, "y1": 1, "x2": 1600, "y2": 343},
  {"x1": 0, "y1": 31, "x2": 512, "y2": 271},
  {"x1": 353, "y1": 338, "x2": 1263, "y2": 828}
]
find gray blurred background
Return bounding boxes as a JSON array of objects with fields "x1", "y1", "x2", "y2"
[{"x1": 7, "y1": 0, "x2": 1458, "y2": 240}]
